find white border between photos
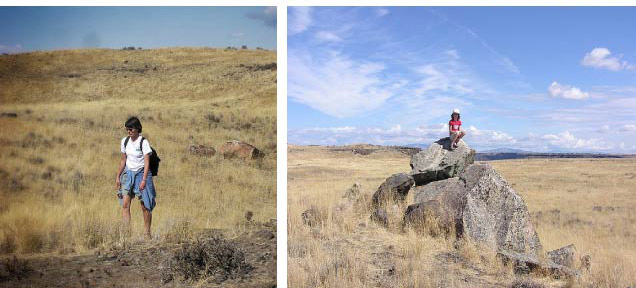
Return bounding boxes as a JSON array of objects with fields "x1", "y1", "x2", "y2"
[{"x1": 276, "y1": 5, "x2": 288, "y2": 287}]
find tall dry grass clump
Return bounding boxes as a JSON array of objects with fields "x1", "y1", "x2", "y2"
[{"x1": 0, "y1": 48, "x2": 276, "y2": 255}]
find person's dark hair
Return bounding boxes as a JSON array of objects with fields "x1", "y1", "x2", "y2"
[
  {"x1": 125, "y1": 116, "x2": 142, "y2": 133},
  {"x1": 450, "y1": 113, "x2": 461, "y2": 121}
]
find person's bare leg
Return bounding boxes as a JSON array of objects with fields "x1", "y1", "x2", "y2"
[
  {"x1": 141, "y1": 203, "x2": 152, "y2": 239},
  {"x1": 450, "y1": 133, "x2": 458, "y2": 149},
  {"x1": 122, "y1": 195, "x2": 132, "y2": 224},
  {"x1": 121, "y1": 195, "x2": 132, "y2": 237},
  {"x1": 455, "y1": 132, "x2": 466, "y2": 145}
]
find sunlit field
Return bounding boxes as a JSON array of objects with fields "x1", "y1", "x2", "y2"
[
  {"x1": 0, "y1": 48, "x2": 276, "y2": 255},
  {"x1": 288, "y1": 145, "x2": 636, "y2": 288}
]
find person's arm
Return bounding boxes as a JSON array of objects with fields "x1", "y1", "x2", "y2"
[
  {"x1": 139, "y1": 154, "x2": 150, "y2": 190},
  {"x1": 449, "y1": 121, "x2": 452, "y2": 134},
  {"x1": 116, "y1": 153, "x2": 126, "y2": 189},
  {"x1": 139, "y1": 139, "x2": 152, "y2": 190}
]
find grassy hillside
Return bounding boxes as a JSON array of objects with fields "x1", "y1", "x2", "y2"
[
  {"x1": 288, "y1": 145, "x2": 636, "y2": 288},
  {"x1": 0, "y1": 48, "x2": 276, "y2": 255}
]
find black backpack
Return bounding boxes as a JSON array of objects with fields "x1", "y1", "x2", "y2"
[{"x1": 124, "y1": 136, "x2": 161, "y2": 176}]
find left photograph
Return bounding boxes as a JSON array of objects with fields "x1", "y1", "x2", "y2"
[{"x1": 0, "y1": 7, "x2": 276, "y2": 287}]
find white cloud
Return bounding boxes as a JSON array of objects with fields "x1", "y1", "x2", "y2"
[
  {"x1": 581, "y1": 48, "x2": 633, "y2": 71},
  {"x1": 376, "y1": 8, "x2": 389, "y2": 17},
  {"x1": 315, "y1": 31, "x2": 342, "y2": 43},
  {"x1": 541, "y1": 131, "x2": 612, "y2": 150},
  {"x1": 620, "y1": 124, "x2": 636, "y2": 132},
  {"x1": 289, "y1": 123, "x2": 518, "y2": 149},
  {"x1": 548, "y1": 81, "x2": 589, "y2": 100},
  {"x1": 289, "y1": 124, "x2": 626, "y2": 153},
  {"x1": 288, "y1": 7, "x2": 312, "y2": 35},
  {"x1": 288, "y1": 50, "x2": 394, "y2": 118}
]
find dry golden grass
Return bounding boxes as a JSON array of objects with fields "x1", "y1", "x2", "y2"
[
  {"x1": 0, "y1": 48, "x2": 276, "y2": 255},
  {"x1": 288, "y1": 145, "x2": 636, "y2": 288},
  {"x1": 490, "y1": 159, "x2": 636, "y2": 288}
]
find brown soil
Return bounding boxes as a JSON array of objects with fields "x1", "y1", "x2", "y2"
[{"x1": 0, "y1": 225, "x2": 276, "y2": 288}]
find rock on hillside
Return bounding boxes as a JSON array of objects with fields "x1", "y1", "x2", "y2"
[
  {"x1": 410, "y1": 137, "x2": 475, "y2": 186},
  {"x1": 368, "y1": 138, "x2": 582, "y2": 278},
  {"x1": 219, "y1": 140, "x2": 264, "y2": 160}
]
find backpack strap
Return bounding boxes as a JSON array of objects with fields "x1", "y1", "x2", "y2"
[
  {"x1": 140, "y1": 137, "x2": 145, "y2": 151},
  {"x1": 124, "y1": 136, "x2": 130, "y2": 148}
]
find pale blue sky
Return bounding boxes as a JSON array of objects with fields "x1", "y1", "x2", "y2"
[
  {"x1": 0, "y1": 7, "x2": 276, "y2": 52},
  {"x1": 288, "y1": 7, "x2": 636, "y2": 153}
]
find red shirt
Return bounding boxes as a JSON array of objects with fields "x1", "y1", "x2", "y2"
[{"x1": 449, "y1": 120, "x2": 461, "y2": 132}]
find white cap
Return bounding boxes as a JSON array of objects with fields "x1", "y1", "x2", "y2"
[{"x1": 452, "y1": 109, "x2": 460, "y2": 114}]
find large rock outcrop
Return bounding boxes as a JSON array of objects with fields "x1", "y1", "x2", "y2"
[
  {"x1": 375, "y1": 138, "x2": 583, "y2": 278},
  {"x1": 409, "y1": 138, "x2": 475, "y2": 186},
  {"x1": 406, "y1": 163, "x2": 542, "y2": 259}
]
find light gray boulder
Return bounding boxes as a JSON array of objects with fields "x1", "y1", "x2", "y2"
[
  {"x1": 409, "y1": 138, "x2": 475, "y2": 186},
  {"x1": 406, "y1": 163, "x2": 542, "y2": 258},
  {"x1": 546, "y1": 244, "x2": 576, "y2": 268},
  {"x1": 460, "y1": 163, "x2": 543, "y2": 257}
]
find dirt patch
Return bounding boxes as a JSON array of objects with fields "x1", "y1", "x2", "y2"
[{"x1": 0, "y1": 225, "x2": 275, "y2": 288}]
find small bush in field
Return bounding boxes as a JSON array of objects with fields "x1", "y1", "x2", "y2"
[{"x1": 162, "y1": 236, "x2": 252, "y2": 284}]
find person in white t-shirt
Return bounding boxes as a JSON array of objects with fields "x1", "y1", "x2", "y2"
[{"x1": 115, "y1": 116, "x2": 156, "y2": 238}]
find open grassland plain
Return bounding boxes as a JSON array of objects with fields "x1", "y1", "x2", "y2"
[
  {"x1": 287, "y1": 145, "x2": 636, "y2": 288},
  {"x1": 0, "y1": 48, "x2": 276, "y2": 287}
]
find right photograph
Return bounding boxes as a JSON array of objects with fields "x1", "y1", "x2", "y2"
[{"x1": 287, "y1": 7, "x2": 636, "y2": 288}]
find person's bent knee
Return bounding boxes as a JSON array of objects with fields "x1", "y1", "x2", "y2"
[{"x1": 122, "y1": 197, "x2": 131, "y2": 209}]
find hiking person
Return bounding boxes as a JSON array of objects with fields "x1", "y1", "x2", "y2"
[
  {"x1": 449, "y1": 109, "x2": 466, "y2": 150},
  {"x1": 115, "y1": 116, "x2": 156, "y2": 238}
]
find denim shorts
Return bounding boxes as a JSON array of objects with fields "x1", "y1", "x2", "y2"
[{"x1": 117, "y1": 168, "x2": 156, "y2": 212}]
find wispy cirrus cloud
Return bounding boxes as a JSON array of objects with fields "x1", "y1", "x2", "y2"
[
  {"x1": 287, "y1": 8, "x2": 636, "y2": 153},
  {"x1": 314, "y1": 31, "x2": 342, "y2": 43},
  {"x1": 376, "y1": 8, "x2": 389, "y2": 17},
  {"x1": 288, "y1": 50, "x2": 394, "y2": 118},
  {"x1": 288, "y1": 7, "x2": 312, "y2": 35}
]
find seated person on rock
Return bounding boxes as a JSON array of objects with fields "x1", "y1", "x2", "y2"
[{"x1": 449, "y1": 109, "x2": 466, "y2": 150}]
